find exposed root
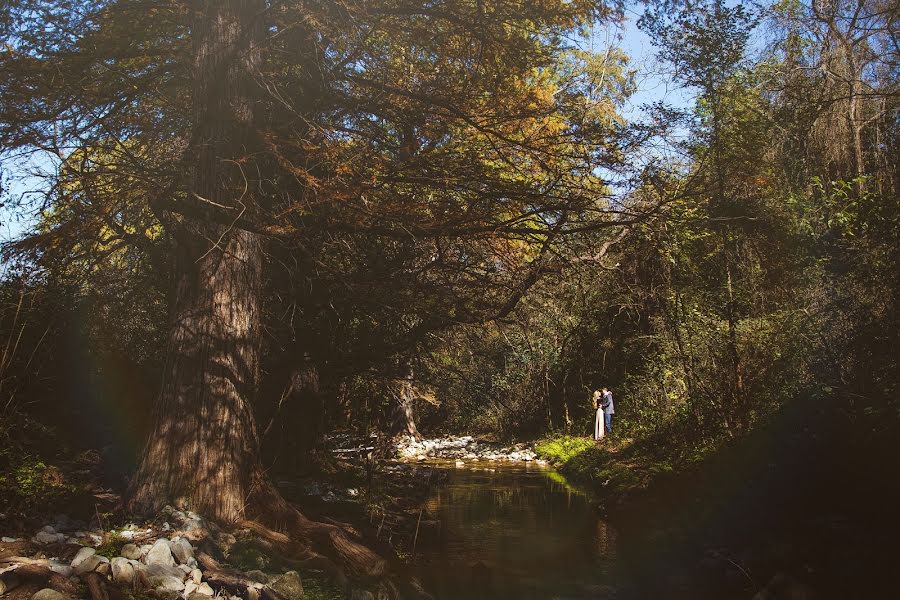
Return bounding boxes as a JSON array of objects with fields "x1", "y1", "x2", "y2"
[
  {"x1": 248, "y1": 472, "x2": 388, "y2": 581},
  {"x1": 196, "y1": 552, "x2": 288, "y2": 600},
  {"x1": 0, "y1": 560, "x2": 79, "y2": 597}
]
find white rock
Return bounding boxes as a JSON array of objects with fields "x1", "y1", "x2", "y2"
[
  {"x1": 146, "y1": 538, "x2": 175, "y2": 567},
  {"x1": 169, "y1": 538, "x2": 194, "y2": 565},
  {"x1": 183, "y1": 581, "x2": 198, "y2": 597},
  {"x1": 70, "y1": 547, "x2": 96, "y2": 570},
  {"x1": 146, "y1": 563, "x2": 186, "y2": 581},
  {"x1": 1, "y1": 536, "x2": 22, "y2": 543},
  {"x1": 121, "y1": 543, "x2": 142, "y2": 560},
  {"x1": 117, "y1": 530, "x2": 135, "y2": 541},
  {"x1": 48, "y1": 560, "x2": 73, "y2": 578},
  {"x1": 74, "y1": 554, "x2": 107, "y2": 576},
  {"x1": 188, "y1": 569, "x2": 202, "y2": 584},
  {"x1": 195, "y1": 582, "x2": 214, "y2": 596},
  {"x1": 95, "y1": 561, "x2": 111, "y2": 576},
  {"x1": 111, "y1": 557, "x2": 135, "y2": 586},
  {"x1": 150, "y1": 574, "x2": 185, "y2": 593},
  {"x1": 177, "y1": 564, "x2": 192, "y2": 575}
]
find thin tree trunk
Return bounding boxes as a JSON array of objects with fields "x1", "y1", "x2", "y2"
[{"x1": 397, "y1": 364, "x2": 422, "y2": 440}]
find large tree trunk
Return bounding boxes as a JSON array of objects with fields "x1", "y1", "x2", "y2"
[
  {"x1": 129, "y1": 228, "x2": 263, "y2": 522},
  {"x1": 128, "y1": 1, "x2": 389, "y2": 583},
  {"x1": 129, "y1": 0, "x2": 266, "y2": 523}
]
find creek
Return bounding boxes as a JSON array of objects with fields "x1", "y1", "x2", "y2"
[{"x1": 407, "y1": 461, "x2": 621, "y2": 600}]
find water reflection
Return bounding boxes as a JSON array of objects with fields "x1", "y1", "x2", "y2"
[{"x1": 411, "y1": 462, "x2": 619, "y2": 600}]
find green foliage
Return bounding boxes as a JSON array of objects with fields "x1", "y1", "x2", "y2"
[
  {"x1": 0, "y1": 455, "x2": 79, "y2": 524},
  {"x1": 95, "y1": 532, "x2": 129, "y2": 559}
]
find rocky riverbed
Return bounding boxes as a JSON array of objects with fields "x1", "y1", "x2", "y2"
[
  {"x1": 393, "y1": 435, "x2": 542, "y2": 464},
  {"x1": 0, "y1": 508, "x2": 313, "y2": 600}
]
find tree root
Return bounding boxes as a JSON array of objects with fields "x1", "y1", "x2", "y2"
[
  {"x1": 84, "y1": 572, "x2": 109, "y2": 600},
  {"x1": 0, "y1": 560, "x2": 79, "y2": 597},
  {"x1": 196, "y1": 552, "x2": 289, "y2": 600},
  {"x1": 247, "y1": 472, "x2": 388, "y2": 581}
]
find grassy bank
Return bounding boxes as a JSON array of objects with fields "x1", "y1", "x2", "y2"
[{"x1": 534, "y1": 431, "x2": 715, "y2": 509}]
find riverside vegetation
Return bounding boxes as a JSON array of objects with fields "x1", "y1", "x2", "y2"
[{"x1": 1, "y1": 0, "x2": 898, "y2": 598}]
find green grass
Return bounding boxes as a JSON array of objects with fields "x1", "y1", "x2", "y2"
[{"x1": 534, "y1": 434, "x2": 596, "y2": 464}]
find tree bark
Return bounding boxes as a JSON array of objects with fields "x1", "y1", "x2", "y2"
[{"x1": 129, "y1": 0, "x2": 266, "y2": 523}]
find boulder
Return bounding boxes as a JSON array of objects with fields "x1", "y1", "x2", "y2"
[
  {"x1": 32, "y1": 589, "x2": 71, "y2": 600},
  {"x1": 270, "y1": 571, "x2": 303, "y2": 600},
  {"x1": 120, "y1": 544, "x2": 142, "y2": 560},
  {"x1": 168, "y1": 538, "x2": 194, "y2": 565},
  {"x1": 95, "y1": 561, "x2": 111, "y2": 576},
  {"x1": 146, "y1": 538, "x2": 176, "y2": 567},
  {"x1": 74, "y1": 554, "x2": 108, "y2": 576},
  {"x1": 111, "y1": 557, "x2": 135, "y2": 586},
  {"x1": 188, "y1": 569, "x2": 203, "y2": 584}
]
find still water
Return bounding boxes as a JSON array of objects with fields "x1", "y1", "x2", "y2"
[{"x1": 409, "y1": 462, "x2": 620, "y2": 600}]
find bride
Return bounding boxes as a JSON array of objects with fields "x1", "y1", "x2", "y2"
[{"x1": 592, "y1": 389, "x2": 604, "y2": 441}]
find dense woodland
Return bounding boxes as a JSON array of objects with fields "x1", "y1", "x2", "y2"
[{"x1": 0, "y1": 0, "x2": 898, "y2": 597}]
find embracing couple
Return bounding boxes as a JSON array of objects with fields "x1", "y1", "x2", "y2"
[{"x1": 592, "y1": 387, "x2": 614, "y2": 441}]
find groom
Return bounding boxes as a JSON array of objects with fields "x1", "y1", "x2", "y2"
[{"x1": 600, "y1": 386, "x2": 615, "y2": 435}]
